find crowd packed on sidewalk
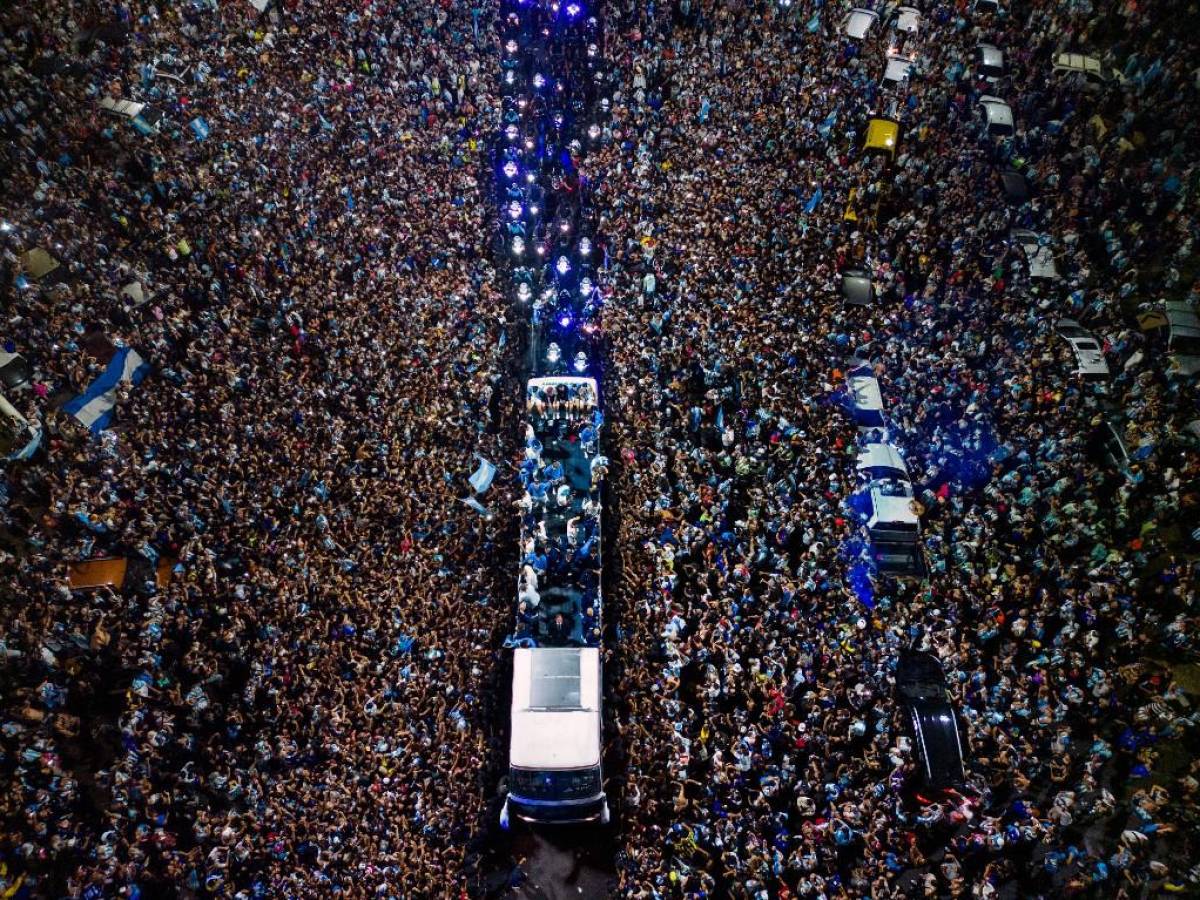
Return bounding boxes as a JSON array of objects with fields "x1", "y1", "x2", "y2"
[
  {"x1": 586, "y1": 0, "x2": 1200, "y2": 896},
  {"x1": 1, "y1": 0, "x2": 517, "y2": 896}
]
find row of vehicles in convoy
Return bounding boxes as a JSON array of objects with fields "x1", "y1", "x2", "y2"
[{"x1": 496, "y1": 0, "x2": 612, "y2": 828}]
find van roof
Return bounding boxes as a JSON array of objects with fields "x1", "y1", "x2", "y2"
[
  {"x1": 869, "y1": 489, "x2": 919, "y2": 525},
  {"x1": 511, "y1": 648, "x2": 601, "y2": 769},
  {"x1": 849, "y1": 374, "x2": 884, "y2": 411},
  {"x1": 857, "y1": 443, "x2": 909, "y2": 478}
]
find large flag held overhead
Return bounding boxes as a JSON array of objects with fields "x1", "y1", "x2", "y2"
[
  {"x1": 468, "y1": 456, "x2": 497, "y2": 494},
  {"x1": 62, "y1": 347, "x2": 150, "y2": 433}
]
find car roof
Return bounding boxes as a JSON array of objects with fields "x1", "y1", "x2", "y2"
[
  {"x1": 865, "y1": 117, "x2": 900, "y2": 151},
  {"x1": 977, "y1": 42, "x2": 1003, "y2": 61},
  {"x1": 1000, "y1": 169, "x2": 1028, "y2": 199},
  {"x1": 857, "y1": 443, "x2": 910, "y2": 478},
  {"x1": 1055, "y1": 52, "x2": 1102, "y2": 74},
  {"x1": 884, "y1": 54, "x2": 914, "y2": 83}
]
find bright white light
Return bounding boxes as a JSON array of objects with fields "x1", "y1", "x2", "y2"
[
  {"x1": 579, "y1": 237, "x2": 591, "y2": 255},
  {"x1": 525, "y1": 139, "x2": 535, "y2": 150},
  {"x1": 587, "y1": 43, "x2": 598, "y2": 57},
  {"x1": 525, "y1": 172, "x2": 535, "y2": 183},
  {"x1": 566, "y1": 3, "x2": 581, "y2": 17},
  {"x1": 530, "y1": 205, "x2": 540, "y2": 215},
  {"x1": 505, "y1": 124, "x2": 519, "y2": 141},
  {"x1": 0, "y1": 221, "x2": 11, "y2": 232},
  {"x1": 536, "y1": 243, "x2": 546, "y2": 256},
  {"x1": 588, "y1": 123, "x2": 601, "y2": 140},
  {"x1": 573, "y1": 352, "x2": 588, "y2": 373},
  {"x1": 505, "y1": 70, "x2": 514, "y2": 85},
  {"x1": 512, "y1": 236, "x2": 525, "y2": 255},
  {"x1": 546, "y1": 342, "x2": 561, "y2": 364},
  {"x1": 534, "y1": 73, "x2": 546, "y2": 89},
  {"x1": 505, "y1": 40, "x2": 518, "y2": 54},
  {"x1": 559, "y1": 220, "x2": 570, "y2": 233},
  {"x1": 503, "y1": 161, "x2": 518, "y2": 178},
  {"x1": 556, "y1": 255, "x2": 571, "y2": 275},
  {"x1": 508, "y1": 201, "x2": 523, "y2": 219},
  {"x1": 517, "y1": 283, "x2": 531, "y2": 301},
  {"x1": 580, "y1": 277, "x2": 593, "y2": 296}
]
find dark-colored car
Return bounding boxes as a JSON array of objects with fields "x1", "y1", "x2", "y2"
[
  {"x1": 896, "y1": 651, "x2": 966, "y2": 788},
  {"x1": 840, "y1": 267, "x2": 875, "y2": 306}
]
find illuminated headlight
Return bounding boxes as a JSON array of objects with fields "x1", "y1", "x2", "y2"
[
  {"x1": 556, "y1": 255, "x2": 571, "y2": 275},
  {"x1": 530, "y1": 205, "x2": 540, "y2": 216},
  {"x1": 559, "y1": 314, "x2": 572, "y2": 328},
  {"x1": 588, "y1": 123, "x2": 601, "y2": 140},
  {"x1": 573, "y1": 352, "x2": 588, "y2": 373},
  {"x1": 580, "y1": 277, "x2": 593, "y2": 296},
  {"x1": 505, "y1": 70, "x2": 514, "y2": 85},
  {"x1": 517, "y1": 282, "x2": 531, "y2": 301},
  {"x1": 503, "y1": 161, "x2": 518, "y2": 179},
  {"x1": 508, "y1": 201, "x2": 523, "y2": 219},
  {"x1": 536, "y1": 243, "x2": 546, "y2": 256},
  {"x1": 559, "y1": 220, "x2": 570, "y2": 233},
  {"x1": 546, "y1": 342, "x2": 561, "y2": 364},
  {"x1": 505, "y1": 39, "x2": 518, "y2": 54},
  {"x1": 567, "y1": 4, "x2": 582, "y2": 17},
  {"x1": 525, "y1": 139, "x2": 535, "y2": 150},
  {"x1": 505, "y1": 124, "x2": 519, "y2": 141},
  {"x1": 579, "y1": 237, "x2": 591, "y2": 255},
  {"x1": 525, "y1": 172, "x2": 536, "y2": 183},
  {"x1": 534, "y1": 73, "x2": 546, "y2": 89},
  {"x1": 512, "y1": 236, "x2": 525, "y2": 255}
]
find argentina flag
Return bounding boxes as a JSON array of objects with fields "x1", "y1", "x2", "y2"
[{"x1": 62, "y1": 347, "x2": 151, "y2": 433}]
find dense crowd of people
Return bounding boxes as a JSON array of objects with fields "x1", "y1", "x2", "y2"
[
  {"x1": 2, "y1": 0, "x2": 1199, "y2": 897},
  {"x1": 1, "y1": 0, "x2": 517, "y2": 896},
  {"x1": 589, "y1": 0, "x2": 1200, "y2": 896}
]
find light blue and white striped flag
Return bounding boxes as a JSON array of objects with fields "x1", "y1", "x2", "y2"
[{"x1": 62, "y1": 347, "x2": 150, "y2": 433}]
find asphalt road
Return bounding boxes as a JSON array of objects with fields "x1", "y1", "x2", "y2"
[{"x1": 481, "y1": 822, "x2": 616, "y2": 900}]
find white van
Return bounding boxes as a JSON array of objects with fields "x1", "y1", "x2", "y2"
[
  {"x1": 856, "y1": 442, "x2": 910, "y2": 482},
  {"x1": 866, "y1": 481, "x2": 924, "y2": 576},
  {"x1": 1052, "y1": 53, "x2": 1124, "y2": 89},
  {"x1": 502, "y1": 647, "x2": 608, "y2": 826},
  {"x1": 847, "y1": 370, "x2": 887, "y2": 430}
]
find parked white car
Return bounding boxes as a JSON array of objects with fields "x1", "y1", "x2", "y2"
[
  {"x1": 841, "y1": 8, "x2": 879, "y2": 39},
  {"x1": 882, "y1": 52, "x2": 915, "y2": 86},
  {"x1": 1052, "y1": 53, "x2": 1125, "y2": 89},
  {"x1": 1010, "y1": 229, "x2": 1060, "y2": 280},
  {"x1": 976, "y1": 43, "x2": 1004, "y2": 82},
  {"x1": 1057, "y1": 319, "x2": 1110, "y2": 378},
  {"x1": 893, "y1": 5, "x2": 921, "y2": 34},
  {"x1": 978, "y1": 95, "x2": 1014, "y2": 136}
]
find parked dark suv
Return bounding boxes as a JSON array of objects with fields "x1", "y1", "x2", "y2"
[{"x1": 896, "y1": 651, "x2": 966, "y2": 788}]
